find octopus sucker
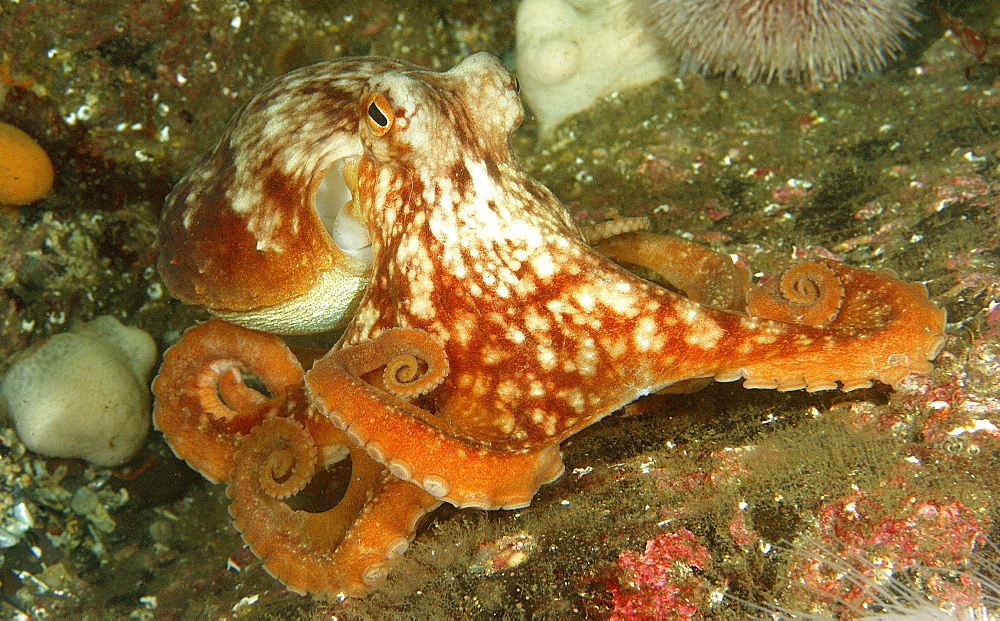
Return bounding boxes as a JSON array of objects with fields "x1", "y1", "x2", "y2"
[
  {"x1": 580, "y1": 216, "x2": 652, "y2": 243},
  {"x1": 153, "y1": 52, "x2": 946, "y2": 599}
]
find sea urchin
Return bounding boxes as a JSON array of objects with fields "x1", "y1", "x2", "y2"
[{"x1": 629, "y1": 0, "x2": 921, "y2": 83}]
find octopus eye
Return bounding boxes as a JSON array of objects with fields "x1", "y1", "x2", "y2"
[
  {"x1": 513, "y1": 77, "x2": 520, "y2": 94},
  {"x1": 366, "y1": 93, "x2": 393, "y2": 136}
]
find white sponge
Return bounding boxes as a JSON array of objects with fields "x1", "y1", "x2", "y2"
[
  {"x1": 515, "y1": 0, "x2": 673, "y2": 136},
  {"x1": 1, "y1": 316, "x2": 157, "y2": 467}
]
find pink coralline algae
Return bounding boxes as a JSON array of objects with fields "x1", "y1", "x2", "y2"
[
  {"x1": 790, "y1": 494, "x2": 988, "y2": 612},
  {"x1": 611, "y1": 528, "x2": 714, "y2": 620}
]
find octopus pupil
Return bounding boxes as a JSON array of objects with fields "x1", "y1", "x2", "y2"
[{"x1": 368, "y1": 101, "x2": 388, "y2": 127}]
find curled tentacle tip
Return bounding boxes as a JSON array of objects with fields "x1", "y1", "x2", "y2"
[
  {"x1": 383, "y1": 354, "x2": 429, "y2": 396},
  {"x1": 217, "y1": 366, "x2": 270, "y2": 413},
  {"x1": 228, "y1": 418, "x2": 317, "y2": 506},
  {"x1": 747, "y1": 260, "x2": 844, "y2": 326},
  {"x1": 378, "y1": 328, "x2": 450, "y2": 398}
]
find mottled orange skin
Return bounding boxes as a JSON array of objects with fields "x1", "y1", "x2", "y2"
[
  {"x1": 0, "y1": 121, "x2": 54, "y2": 206},
  {"x1": 153, "y1": 53, "x2": 945, "y2": 599}
]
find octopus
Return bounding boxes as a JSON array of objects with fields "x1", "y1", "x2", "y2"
[{"x1": 152, "y1": 52, "x2": 946, "y2": 599}]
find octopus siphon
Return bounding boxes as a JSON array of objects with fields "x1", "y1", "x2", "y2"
[{"x1": 152, "y1": 52, "x2": 946, "y2": 599}]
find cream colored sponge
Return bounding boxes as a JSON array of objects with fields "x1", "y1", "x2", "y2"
[
  {"x1": 515, "y1": 0, "x2": 673, "y2": 137},
  {"x1": 1, "y1": 316, "x2": 157, "y2": 467}
]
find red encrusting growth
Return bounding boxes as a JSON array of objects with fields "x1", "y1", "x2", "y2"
[{"x1": 610, "y1": 529, "x2": 714, "y2": 619}]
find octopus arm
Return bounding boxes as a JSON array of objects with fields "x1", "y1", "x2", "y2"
[
  {"x1": 152, "y1": 318, "x2": 306, "y2": 483},
  {"x1": 227, "y1": 414, "x2": 440, "y2": 598},
  {"x1": 594, "y1": 230, "x2": 752, "y2": 312},
  {"x1": 632, "y1": 258, "x2": 946, "y2": 393},
  {"x1": 305, "y1": 328, "x2": 566, "y2": 510}
]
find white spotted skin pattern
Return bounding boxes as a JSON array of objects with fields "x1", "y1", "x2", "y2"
[{"x1": 338, "y1": 52, "x2": 931, "y2": 452}]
